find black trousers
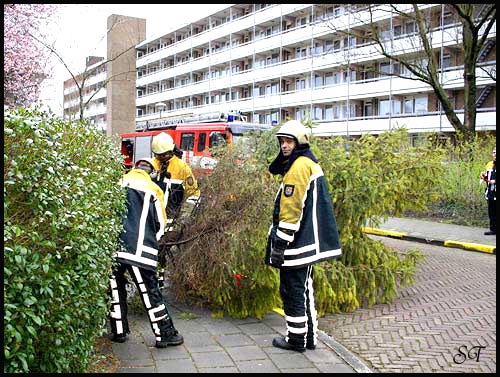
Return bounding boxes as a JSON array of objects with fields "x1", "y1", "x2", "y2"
[
  {"x1": 487, "y1": 199, "x2": 496, "y2": 232},
  {"x1": 279, "y1": 265, "x2": 318, "y2": 348},
  {"x1": 109, "y1": 262, "x2": 174, "y2": 342}
]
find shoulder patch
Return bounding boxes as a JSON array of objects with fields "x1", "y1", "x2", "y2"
[
  {"x1": 187, "y1": 176, "x2": 194, "y2": 186},
  {"x1": 284, "y1": 184, "x2": 295, "y2": 197}
]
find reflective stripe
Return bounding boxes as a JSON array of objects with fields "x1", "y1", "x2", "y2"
[
  {"x1": 277, "y1": 229, "x2": 294, "y2": 242},
  {"x1": 279, "y1": 221, "x2": 300, "y2": 231},
  {"x1": 287, "y1": 325, "x2": 307, "y2": 334},
  {"x1": 117, "y1": 251, "x2": 157, "y2": 267},
  {"x1": 141, "y1": 245, "x2": 158, "y2": 256},
  {"x1": 283, "y1": 248, "x2": 341, "y2": 267},
  {"x1": 285, "y1": 244, "x2": 316, "y2": 256},
  {"x1": 285, "y1": 315, "x2": 308, "y2": 323}
]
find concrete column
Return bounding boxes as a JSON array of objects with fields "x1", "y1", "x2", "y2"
[{"x1": 106, "y1": 14, "x2": 146, "y2": 138}]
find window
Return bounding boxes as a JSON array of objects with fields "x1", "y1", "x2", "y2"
[
  {"x1": 394, "y1": 24, "x2": 402, "y2": 37},
  {"x1": 271, "y1": 82, "x2": 279, "y2": 95},
  {"x1": 296, "y1": 47, "x2": 307, "y2": 58},
  {"x1": 197, "y1": 133, "x2": 207, "y2": 152},
  {"x1": 315, "y1": 74, "x2": 323, "y2": 87},
  {"x1": 392, "y1": 99, "x2": 401, "y2": 114},
  {"x1": 362, "y1": 69, "x2": 375, "y2": 80},
  {"x1": 379, "y1": 99, "x2": 402, "y2": 115},
  {"x1": 333, "y1": 5, "x2": 343, "y2": 17},
  {"x1": 405, "y1": 21, "x2": 415, "y2": 34},
  {"x1": 380, "y1": 62, "x2": 391, "y2": 76},
  {"x1": 325, "y1": 105, "x2": 333, "y2": 120},
  {"x1": 333, "y1": 40, "x2": 341, "y2": 51},
  {"x1": 404, "y1": 98, "x2": 414, "y2": 113},
  {"x1": 379, "y1": 99, "x2": 390, "y2": 115},
  {"x1": 333, "y1": 104, "x2": 341, "y2": 119},
  {"x1": 415, "y1": 96, "x2": 428, "y2": 113},
  {"x1": 209, "y1": 131, "x2": 227, "y2": 148},
  {"x1": 314, "y1": 107, "x2": 323, "y2": 120},
  {"x1": 136, "y1": 135, "x2": 152, "y2": 159},
  {"x1": 364, "y1": 102, "x2": 373, "y2": 117},
  {"x1": 442, "y1": 11, "x2": 454, "y2": 26},
  {"x1": 180, "y1": 133, "x2": 195, "y2": 151},
  {"x1": 296, "y1": 78, "x2": 306, "y2": 90},
  {"x1": 441, "y1": 54, "x2": 451, "y2": 69},
  {"x1": 325, "y1": 39, "x2": 333, "y2": 52},
  {"x1": 325, "y1": 72, "x2": 334, "y2": 85},
  {"x1": 334, "y1": 72, "x2": 341, "y2": 84},
  {"x1": 295, "y1": 108, "x2": 307, "y2": 120}
]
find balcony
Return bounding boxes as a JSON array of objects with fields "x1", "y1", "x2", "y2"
[{"x1": 312, "y1": 109, "x2": 497, "y2": 137}]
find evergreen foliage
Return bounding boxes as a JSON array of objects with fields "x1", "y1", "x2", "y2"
[
  {"x1": 4, "y1": 107, "x2": 125, "y2": 373},
  {"x1": 168, "y1": 126, "x2": 446, "y2": 318}
]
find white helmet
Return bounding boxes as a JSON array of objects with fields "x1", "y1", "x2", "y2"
[
  {"x1": 276, "y1": 120, "x2": 310, "y2": 146},
  {"x1": 151, "y1": 132, "x2": 175, "y2": 154},
  {"x1": 135, "y1": 157, "x2": 155, "y2": 172}
]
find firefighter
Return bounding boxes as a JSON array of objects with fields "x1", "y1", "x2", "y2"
[
  {"x1": 109, "y1": 158, "x2": 184, "y2": 348},
  {"x1": 151, "y1": 132, "x2": 201, "y2": 286},
  {"x1": 151, "y1": 132, "x2": 200, "y2": 228},
  {"x1": 265, "y1": 120, "x2": 342, "y2": 352},
  {"x1": 480, "y1": 147, "x2": 496, "y2": 235}
]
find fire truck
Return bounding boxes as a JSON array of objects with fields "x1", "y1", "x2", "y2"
[{"x1": 120, "y1": 111, "x2": 271, "y2": 174}]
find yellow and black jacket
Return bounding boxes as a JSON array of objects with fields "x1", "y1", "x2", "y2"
[
  {"x1": 116, "y1": 168, "x2": 166, "y2": 271},
  {"x1": 153, "y1": 156, "x2": 200, "y2": 226},
  {"x1": 266, "y1": 150, "x2": 342, "y2": 269},
  {"x1": 483, "y1": 160, "x2": 496, "y2": 201}
]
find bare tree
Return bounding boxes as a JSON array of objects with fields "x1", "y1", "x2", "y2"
[
  {"x1": 325, "y1": 4, "x2": 496, "y2": 144},
  {"x1": 30, "y1": 16, "x2": 138, "y2": 123}
]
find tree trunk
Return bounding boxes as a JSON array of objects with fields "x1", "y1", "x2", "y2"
[{"x1": 462, "y1": 21, "x2": 478, "y2": 145}]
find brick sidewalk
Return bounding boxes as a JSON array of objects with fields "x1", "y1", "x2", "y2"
[{"x1": 318, "y1": 236, "x2": 496, "y2": 373}]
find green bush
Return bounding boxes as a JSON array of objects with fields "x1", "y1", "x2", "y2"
[
  {"x1": 4, "y1": 107, "x2": 125, "y2": 373},
  {"x1": 417, "y1": 135, "x2": 496, "y2": 226},
  {"x1": 168, "y1": 126, "x2": 445, "y2": 317}
]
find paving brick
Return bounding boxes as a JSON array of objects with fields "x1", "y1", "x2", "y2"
[{"x1": 318, "y1": 237, "x2": 496, "y2": 374}]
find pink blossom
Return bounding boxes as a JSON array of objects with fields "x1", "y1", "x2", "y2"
[{"x1": 4, "y1": 4, "x2": 55, "y2": 108}]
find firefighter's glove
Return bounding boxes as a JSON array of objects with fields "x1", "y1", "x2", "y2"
[{"x1": 270, "y1": 236, "x2": 288, "y2": 267}]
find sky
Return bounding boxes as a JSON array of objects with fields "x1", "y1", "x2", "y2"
[{"x1": 38, "y1": 4, "x2": 228, "y2": 116}]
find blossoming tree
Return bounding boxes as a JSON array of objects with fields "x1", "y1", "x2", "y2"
[{"x1": 4, "y1": 4, "x2": 55, "y2": 108}]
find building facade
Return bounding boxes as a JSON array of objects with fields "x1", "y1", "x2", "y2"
[
  {"x1": 63, "y1": 55, "x2": 108, "y2": 131},
  {"x1": 134, "y1": 4, "x2": 496, "y2": 138}
]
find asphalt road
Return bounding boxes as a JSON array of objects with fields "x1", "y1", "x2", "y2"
[{"x1": 318, "y1": 235, "x2": 496, "y2": 373}]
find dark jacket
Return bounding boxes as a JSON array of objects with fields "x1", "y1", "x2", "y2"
[
  {"x1": 116, "y1": 169, "x2": 166, "y2": 271},
  {"x1": 265, "y1": 151, "x2": 342, "y2": 269}
]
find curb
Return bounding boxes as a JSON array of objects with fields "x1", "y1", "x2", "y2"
[
  {"x1": 362, "y1": 227, "x2": 496, "y2": 254},
  {"x1": 272, "y1": 308, "x2": 374, "y2": 373}
]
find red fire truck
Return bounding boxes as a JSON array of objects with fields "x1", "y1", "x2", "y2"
[{"x1": 120, "y1": 111, "x2": 271, "y2": 174}]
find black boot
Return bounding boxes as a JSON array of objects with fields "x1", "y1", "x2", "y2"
[
  {"x1": 272, "y1": 336, "x2": 306, "y2": 353},
  {"x1": 156, "y1": 328, "x2": 184, "y2": 348}
]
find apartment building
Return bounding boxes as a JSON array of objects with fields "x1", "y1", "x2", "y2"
[
  {"x1": 63, "y1": 55, "x2": 108, "y2": 131},
  {"x1": 134, "y1": 4, "x2": 496, "y2": 138}
]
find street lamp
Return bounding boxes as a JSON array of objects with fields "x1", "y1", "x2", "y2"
[{"x1": 155, "y1": 102, "x2": 167, "y2": 119}]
